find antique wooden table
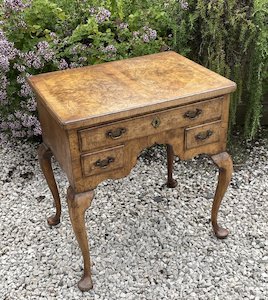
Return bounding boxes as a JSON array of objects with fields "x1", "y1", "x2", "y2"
[{"x1": 28, "y1": 51, "x2": 236, "y2": 291}]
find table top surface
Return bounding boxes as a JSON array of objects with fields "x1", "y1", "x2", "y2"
[{"x1": 28, "y1": 51, "x2": 236, "y2": 129}]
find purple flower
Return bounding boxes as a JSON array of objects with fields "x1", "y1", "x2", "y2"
[
  {"x1": 78, "y1": 56, "x2": 87, "y2": 63},
  {"x1": 69, "y1": 62, "x2": 81, "y2": 69},
  {"x1": 0, "y1": 55, "x2": 10, "y2": 72},
  {"x1": 58, "y1": 58, "x2": 68, "y2": 70},
  {"x1": 95, "y1": 8, "x2": 111, "y2": 24},
  {"x1": 19, "y1": 113, "x2": 38, "y2": 128},
  {"x1": 142, "y1": 34, "x2": 150, "y2": 43},
  {"x1": 25, "y1": 97, "x2": 37, "y2": 111},
  {"x1": 33, "y1": 122, "x2": 41, "y2": 135},
  {"x1": 142, "y1": 26, "x2": 157, "y2": 41},
  {"x1": 13, "y1": 63, "x2": 26, "y2": 72},
  {"x1": 0, "y1": 30, "x2": 5, "y2": 40},
  {"x1": 24, "y1": 51, "x2": 43, "y2": 69},
  {"x1": 37, "y1": 41, "x2": 49, "y2": 54},
  {"x1": 0, "y1": 75, "x2": 8, "y2": 89},
  {"x1": 19, "y1": 82, "x2": 33, "y2": 97},
  {"x1": 119, "y1": 23, "x2": 128, "y2": 30},
  {"x1": 32, "y1": 56, "x2": 43, "y2": 69},
  {"x1": 37, "y1": 41, "x2": 55, "y2": 62},
  {"x1": 3, "y1": 0, "x2": 31, "y2": 13},
  {"x1": 0, "y1": 40, "x2": 17, "y2": 60},
  {"x1": 179, "y1": 0, "x2": 189, "y2": 10},
  {"x1": 17, "y1": 75, "x2": 25, "y2": 84},
  {"x1": 102, "y1": 45, "x2": 117, "y2": 53},
  {"x1": 0, "y1": 90, "x2": 8, "y2": 104},
  {"x1": 148, "y1": 29, "x2": 157, "y2": 40}
]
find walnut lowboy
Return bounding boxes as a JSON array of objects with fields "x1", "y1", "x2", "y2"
[{"x1": 28, "y1": 51, "x2": 236, "y2": 291}]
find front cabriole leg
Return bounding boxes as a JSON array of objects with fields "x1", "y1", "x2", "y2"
[
  {"x1": 211, "y1": 152, "x2": 233, "y2": 239},
  {"x1": 38, "y1": 143, "x2": 61, "y2": 226},
  {"x1": 67, "y1": 186, "x2": 95, "y2": 292}
]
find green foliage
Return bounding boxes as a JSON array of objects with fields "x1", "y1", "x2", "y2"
[
  {"x1": 186, "y1": 0, "x2": 268, "y2": 139},
  {"x1": 1, "y1": 0, "x2": 267, "y2": 142}
]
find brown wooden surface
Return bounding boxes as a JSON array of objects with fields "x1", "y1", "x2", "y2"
[
  {"x1": 78, "y1": 96, "x2": 223, "y2": 152},
  {"x1": 31, "y1": 51, "x2": 236, "y2": 291},
  {"x1": 67, "y1": 187, "x2": 94, "y2": 291},
  {"x1": 211, "y1": 152, "x2": 233, "y2": 239},
  {"x1": 28, "y1": 51, "x2": 236, "y2": 129}
]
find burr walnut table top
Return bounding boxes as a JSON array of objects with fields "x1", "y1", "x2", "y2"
[{"x1": 28, "y1": 51, "x2": 236, "y2": 129}]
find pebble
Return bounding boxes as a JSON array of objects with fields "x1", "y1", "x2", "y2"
[{"x1": 0, "y1": 140, "x2": 268, "y2": 299}]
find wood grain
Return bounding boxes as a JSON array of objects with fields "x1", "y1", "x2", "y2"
[
  {"x1": 28, "y1": 51, "x2": 236, "y2": 129},
  {"x1": 30, "y1": 51, "x2": 237, "y2": 291}
]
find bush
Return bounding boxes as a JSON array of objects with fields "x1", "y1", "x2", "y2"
[
  {"x1": 0, "y1": 0, "x2": 185, "y2": 144},
  {"x1": 0, "y1": 0, "x2": 267, "y2": 144}
]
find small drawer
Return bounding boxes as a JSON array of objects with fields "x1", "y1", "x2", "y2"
[
  {"x1": 185, "y1": 121, "x2": 221, "y2": 150},
  {"x1": 81, "y1": 145, "x2": 124, "y2": 177},
  {"x1": 79, "y1": 97, "x2": 223, "y2": 152}
]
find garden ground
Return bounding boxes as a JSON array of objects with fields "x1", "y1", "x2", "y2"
[{"x1": 0, "y1": 133, "x2": 268, "y2": 300}]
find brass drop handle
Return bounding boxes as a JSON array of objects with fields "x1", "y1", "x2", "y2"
[
  {"x1": 195, "y1": 130, "x2": 213, "y2": 141},
  {"x1": 151, "y1": 116, "x2": 161, "y2": 128},
  {"x1": 184, "y1": 108, "x2": 202, "y2": 119},
  {"x1": 106, "y1": 128, "x2": 126, "y2": 139},
  {"x1": 95, "y1": 157, "x2": 115, "y2": 168}
]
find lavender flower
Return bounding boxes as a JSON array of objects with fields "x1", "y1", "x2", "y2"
[
  {"x1": 17, "y1": 74, "x2": 25, "y2": 84},
  {"x1": 0, "y1": 90, "x2": 8, "y2": 104},
  {"x1": 25, "y1": 97, "x2": 37, "y2": 111},
  {"x1": 0, "y1": 55, "x2": 10, "y2": 72},
  {"x1": 23, "y1": 51, "x2": 44, "y2": 69},
  {"x1": 0, "y1": 40, "x2": 17, "y2": 60},
  {"x1": 142, "y1": 26, "x2": 157, "y2": 42},
  {"x1": 102, "y1": 45, "x2": 117, "y2": 53},
  {"x1": 58, "y1": 58, "x2": 68, "y2": 70},
  {"x1": 13, "y1": 63, "x2": 26, "y2": 72},
  {"x1": 0, "y1": 75, "x2": 8, "y2": 89},
  {"x1": 119, "y1": 23, "x2": 128, "y2": 30},
  {"x1": 148, "y1": 28, "x2": 157, "y2": 40},
  {"x1": 179, "y1": 0, "x2": 189, "y2": 10},
  {"x1": 3, "y1": 0, "x2": 31, "y2": 13},
  {"x1": 19, "y1": 82, "x2": 33, "y2": 97},
  {"x1": 33, "y1": 122, "x2": 41, "y2": 135},
  {"x1": 95, "y1": 8, "x2": 111, "y2": 24},
  {"x1": 142, "y1": 34, "x2": 150, "y2": 43},
  {"x1": 37, "y1": 41, "x2": 55, "y2": 62},
  {"x1": 69, "y1": 62, "x2": 81, "y2": 69},
  {"x1": 20, "y1": 113, "x2": 38, "y2": 128}
]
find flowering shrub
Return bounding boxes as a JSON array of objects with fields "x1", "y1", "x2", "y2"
[
  {"x1": 1, "y1": 0, "x2": 184, "y2": 144},
  {"x1": 3, "y1": 0, "x2": 266, "y2": 142}
]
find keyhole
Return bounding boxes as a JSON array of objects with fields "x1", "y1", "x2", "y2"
[{"x1": 152, "y1": 117, "x2": 161, "y2": 128}]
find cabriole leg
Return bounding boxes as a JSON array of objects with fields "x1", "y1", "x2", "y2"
[
  {"x1": 38, "y1": 143, "x2": 61, "y2": 226},
  {"x1": 67, "y1": 186, "x2": 94, "y2": 292},
  {"x1": 166, "y1": 144, "x2": 178, "y2": 188},
  {"x1": 211, "y1": 152, "x2": 233, "y2": 239}
]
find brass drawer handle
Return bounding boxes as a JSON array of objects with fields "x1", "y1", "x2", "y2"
[
  {"x1": 184, "y1": 108, "x2": 202, "y2": 119},
  {"x1": 106, "y1": 128, "x2": 126, "y2": 139},
  {"x1": 195, "y1": 130, "x2": 213, "y2": 141},
  {"x1": 151, "y1": 116, "x2": 161, "y2": 128},
  {"x1": 95, "y1": 157, "x2": 115, "y2": 168}
]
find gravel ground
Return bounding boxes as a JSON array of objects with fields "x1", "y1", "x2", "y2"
[{"x1": 0, "y1": 138, "x2": 268, "y2": 300}]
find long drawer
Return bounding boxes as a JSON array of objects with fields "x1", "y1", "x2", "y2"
[{"x1": 78, "y1": 97, "x2": 223, "y2": 152}]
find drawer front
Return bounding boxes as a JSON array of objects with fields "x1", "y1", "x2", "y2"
[
  {"x1": 78, "y1": 97, "x2": 223, "y2": 152},
  {"x1": 185, "y1": 121, "x2": 221, "y2": 150},
  {"x1": 81, "y1": 145, "x2": 124, "y2": 177}
]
